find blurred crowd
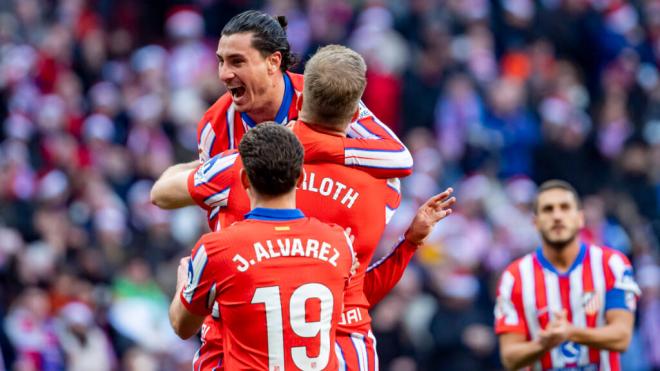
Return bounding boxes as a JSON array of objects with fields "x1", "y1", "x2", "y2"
[{"x1": 0, "y1": 0, "x2": 658, "y2": 370}]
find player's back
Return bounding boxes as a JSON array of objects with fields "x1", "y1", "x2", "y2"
[
  {"x1": 221, "y1": 162, "x2": 397, "y2": 329},
  {"x1": 208, "y1": 213, "x2": 354, "y2": 371}
]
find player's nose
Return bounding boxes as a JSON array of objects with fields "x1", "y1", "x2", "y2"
[{"x1": 218, "y1": 64, "x2": 235, "y2": 82}]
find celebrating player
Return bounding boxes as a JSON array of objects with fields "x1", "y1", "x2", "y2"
[
  {"x1": 495, "y1": 180, "x2": 640, "y2": 370},
  {"x1": 154, "y1": 44, "x2": 455, "y2": 370},
  {"x1": 196, "y1": 10, "x2": 412, "y2": 177},
  {"x1": 169, "y1": 123, "x2": 357, "y2": 370}
]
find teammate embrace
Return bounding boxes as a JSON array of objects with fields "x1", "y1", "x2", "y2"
[{"x1": 155, "y1": 10, "x2": 455, "y2": 371}]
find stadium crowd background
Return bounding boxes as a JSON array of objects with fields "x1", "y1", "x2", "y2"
[{"x1": 0, "y1": 0, "x2": 658, "y2": 370}]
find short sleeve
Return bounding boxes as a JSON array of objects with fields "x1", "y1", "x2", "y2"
[
  {"x1": 180, "y1": 235, "x2": 218, "y2": 317},
  {"x1": 604, "y1": 252, "x2": 640, "y2": 312},
  {"x1": 187, "y1": 150, "x2": 240, "y2": 211},
  {"x1": 494, "y1": 269, "x2": 528, "y2": 335}
]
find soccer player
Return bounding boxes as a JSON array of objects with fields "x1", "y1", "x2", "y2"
[
  {"x1": 190, "y1": 10, "x2": 413, "y2": 181},
  {"x1": 169, "y1": 123, "x2": 356, "y2": 370},
  {"x1": 154, "y1": 45, "x2": 455, "y2": 371},
  {"x1": 495, "y1": 180, "x2": 640, "y2": 370}
]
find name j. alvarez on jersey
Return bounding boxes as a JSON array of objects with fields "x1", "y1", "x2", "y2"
[{"x1": 233, "y1": 237, "x2": 341, "y2": 272}]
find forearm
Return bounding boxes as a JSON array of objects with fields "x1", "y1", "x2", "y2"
[
  {"x1": 151, "y1": 161, "x2": 198, "y2": 209},
  {"x1": 500, "y1": 339, "x2": 546, "y2": 370},
  {"x1": 169, "y1": 278, "x2": 205, "y2": 340},
  {"x1": 568, "y1": 322, "x2": 631, "y2": 352}
]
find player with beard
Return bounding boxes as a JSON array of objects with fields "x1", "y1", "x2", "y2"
[{"x1": 495, "y1": 180, "x2": 640, "y2": 370}]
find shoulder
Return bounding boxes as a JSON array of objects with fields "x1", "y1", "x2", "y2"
[
  {"x1": 202, "y1": 93, "x2": 234, "y2": 122},
  {"x1": 501, "y1": 253, "x2": 535, "y2": 282}
]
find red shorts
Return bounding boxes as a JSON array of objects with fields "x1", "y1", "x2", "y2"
[{"x1": 335, "y1": 329, "x2": 379, "y2": 371}]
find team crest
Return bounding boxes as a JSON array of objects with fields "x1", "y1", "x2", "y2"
[
  {"x1": 559, "y1": 341, "x2": 581, "y2": 363},
  {"x1": 581, "y1": 291, "x2": 601, "y2": 315}
]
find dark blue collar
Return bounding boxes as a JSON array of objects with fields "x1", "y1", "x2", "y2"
[
  {"x1": 245, "y1": 207, "x2": 305, "y2": 221},
  {"x1": 536, "y1": 243, "x2": 587, "y2": 276},
  {"x1": 241, "y1": 73, "x2": 293, "y2": 127}
]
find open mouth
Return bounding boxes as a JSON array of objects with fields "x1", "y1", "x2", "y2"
[{"x1": 229, "y1": 86, "x2": 246, "y2": 100}]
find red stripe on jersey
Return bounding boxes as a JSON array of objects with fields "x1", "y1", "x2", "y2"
[
  {"x1": 610, "y1": 349, "x2": 621, "y2": 371},
  {"x1": 602, "y1": 248, "x2": 616, "y2": 290},
  {"x1": 559, "y1": 277, "x2": 572, "y2": 322},
  {"x1": 532, "y1": 259, "x2": 553, "y2": 369}
]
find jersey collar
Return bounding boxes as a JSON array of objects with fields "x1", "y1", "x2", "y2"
[
  {"x1": 245, "y1": 207, "x2": 305, "y2": 221},
  {"x1": 535, "y1": 242, "x2": 587, "y2": 276},
  {"x1": 241, "y1": 73, "x2": 293, "y2": 128}
]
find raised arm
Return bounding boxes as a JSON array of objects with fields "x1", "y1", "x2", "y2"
[
  {"x1": 363, "y1": 188, "x2": 455, "y2": 306},
  {"x1": 302, "y1": 102, "x2": 413, "y2": 179}
]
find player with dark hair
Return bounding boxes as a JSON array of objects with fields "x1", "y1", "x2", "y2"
[
  {"x1": 495, "y1": 180, "x2": 640, "y2": 370},
  {"x1": 169, "y1": 123, "x2": 356, "y2": 370},
  {"x1": 155, "y1": 44, "x2": 454, "y2": 371}
]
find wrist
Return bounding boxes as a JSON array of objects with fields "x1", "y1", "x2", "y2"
[{"x1": 403, "y1": 230, "x2": 423, "y2": 247}]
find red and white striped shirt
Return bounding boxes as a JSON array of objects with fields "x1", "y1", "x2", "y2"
[{"x1": 495, "y1": 243, "x2": 640, "y2": 371}]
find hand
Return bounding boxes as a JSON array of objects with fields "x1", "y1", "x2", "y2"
[
  {"x1": 538, "y1": 310, "x2": 572, "y2": 350},
  {"x1": 176, "y1": 257, "x2": 191, "y2": 292},
  {"x1": 404, "y1": 188, "x2": 456, "y2": 246}
]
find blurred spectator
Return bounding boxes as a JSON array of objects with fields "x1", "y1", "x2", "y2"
[{"x1": 0, "y1": 0, "x2": 658, "y2": 370}]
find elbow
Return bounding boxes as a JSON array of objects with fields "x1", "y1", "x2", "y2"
[
  {"x1": 150, "y1": 184, "x2": 173, "y2": 209},
  {"x1": 170, "y1": 321, "x2": 195, "y2": 340},
  {"x1": 612, "y1": 332, "x2": 633, "y2": 353}
]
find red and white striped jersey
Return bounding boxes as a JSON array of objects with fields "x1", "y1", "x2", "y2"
[
  {"x1": 495, "y1": 243, "x2": 640, "y2": 371},
  {"x1": 196, "y1": 72, "x2": 413, "y2": 179}
]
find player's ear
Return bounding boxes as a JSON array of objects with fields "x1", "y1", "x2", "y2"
[
  {"x1": 267, "y1": 51, "x2": 282, "y2": 75},
  {"x1": 240, "y1": 168, "x2": 250, "y2": 190}
]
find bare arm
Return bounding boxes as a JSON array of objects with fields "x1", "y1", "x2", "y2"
[
  {"x1": 169, "y1": 257, "x2": 206, "y2": 339},
  {"x1": 499, "y1": 332, "x2": 547, "y2": 370},
  {"x1": 151, "y1": 161, "x2": 198, "y2": 209},
  {"x1": 568, "y1": 309, "x2": 634, "y2": 353}
]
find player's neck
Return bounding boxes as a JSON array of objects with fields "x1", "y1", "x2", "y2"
[
  {"x1": 248, "y1": 74, "x2": 286, "y2": 124},
  {"x1": 298, "y1": 117, "x2": 348, "y2": 137},
  {"x1": 250, "y1": 189, "x2": 297, "y2": 211},
  {"x1": 541, "y1": 239, "x2": 581, "y2": 273}
]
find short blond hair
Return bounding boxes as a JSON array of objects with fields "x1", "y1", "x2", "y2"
[{"x1": 301, "y1": 45, "x2": 367, "y2": 128}]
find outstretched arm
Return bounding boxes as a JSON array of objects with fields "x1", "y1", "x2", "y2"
[
  {"x1": 302, "y1": 102, "x2": 413, "y2": 179},
  {"x1": 363, "y1": 189, "x2": 455, "y2": 306},
  {"x1": 151, "y1": 161, "x2": 198, "y2": 209}
]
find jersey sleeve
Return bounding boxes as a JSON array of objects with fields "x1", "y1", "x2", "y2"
[
  {"x1": 187, "y1": 150, "x2": 240, "y2": 211},
  {"x1": 300, "y1": 102, "x2": 413, "y2": 179},
  {"x1": 362, "y1": 237, "x2": 418, "y2": 307},
  {"x1": 604, "y1": 252, "x2": 640, "y2": 312},
  {"x1": 197, "y1": 119, "x2": 216, "y2": 163},
  {"x1": 494, "y1": 268, "x2": 528, "y2": 335},
  {"x1": 180, "y1": 235, "x2": 218, "y2": 317}
]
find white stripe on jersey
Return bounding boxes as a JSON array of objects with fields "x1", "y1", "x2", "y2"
[
  {"x1": 499, "y1": 271, "x2": 519, "y2": 325},
  {"x1": 350, "y1": 333, "x2": 368, "y2": 371},
  {"x1": 385, "y1": 205, "x2": 396, "y2": 225},
  {"x1": 367, "y1": 330, "x2": 379, "y2": 371},
  {"x1": 335, "y1": 342, "x2": 347, "y2": 371},
  {"x1": 569, "y1": 265, "x2": 590, "y2": 366},
  {"x1": 194, "y1": 152, "x2": 239, "y2": 186},
  {"x1": 199, "y1": 122, "x2": 215, "y2": 163},
  {"x1": 543, "y1": 270, "x2": 563, "y2": 368},
  {"x1": 519, "y1": 255, "x2": 543, "y2": 371},
  {"x1": 204, "y1": 188, "x2": 230, "y2": 209},
  {"x1": 344, "y1": 148, "x2": 412, "y2": 170},
  {"x1": 226, "y1": 104, "x2": 236, "y2": 149},
  {"x1": 183, "y1": 245, "x2": 208, "y2": 303}
]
